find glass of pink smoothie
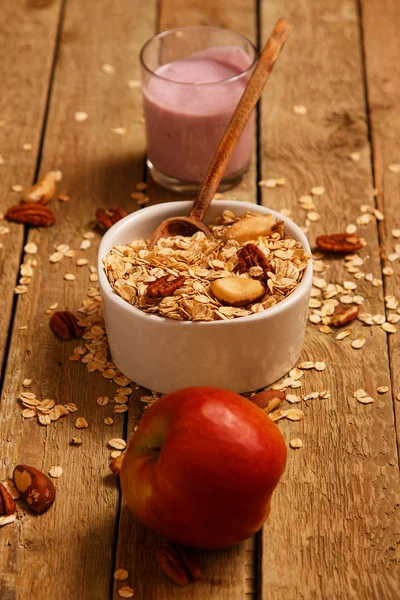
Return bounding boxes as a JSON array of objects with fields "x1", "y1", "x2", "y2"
[{"x1": 140, "y1": 26, "x2": 257, "y2": 193}]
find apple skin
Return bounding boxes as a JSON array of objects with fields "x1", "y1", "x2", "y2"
[{"x1": 120, "y1": 386, "x2": 287, "y2": 549}]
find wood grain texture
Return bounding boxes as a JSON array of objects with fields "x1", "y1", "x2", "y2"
[
  {"x1": 360, "y1": 0, "x2": 400, "y2": 450},
  {"x1": 112, "y1": 1, "x2": 258, "y2": 599},
  {"x1": 258, "y1": 1, "x2": 400, "y2": 598},
  {"x1": 0, "y1": 0, "x2": 157, "y2": 598},
  {"x1": 0, "y1": 0, "x2": 62, "y2": 375}
]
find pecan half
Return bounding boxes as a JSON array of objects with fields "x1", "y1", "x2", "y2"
[
  {"x1": 95, "y1": 207, "x2": 127, "y2": 231},
  {"x1": 237, "y1": 243, "x2": 270, "y2": 282},
  {"x1": 156, "y1": 542, "x2": 202, "y2": 586},
  {"x1": 6, "y1": 203, "x2": 56, "y2": 227},
  {"x1": 249, "y1": 390, "x2": 286, "y2": 413},
  {"x1": 331, "y1": 305, "x2": 359, "y2": 327},
  {"x1": 146, "y1": 274, "x2": 185, "y2": 298},
  {"x1": 50, "y1": 311, "x2": 85, "y2": 340},
  {"x1": 316, "y1": 233, "x2": 364, "y2": 253},
  {"x1": 109, "y1": 450, "x2": 126, "y2": 475},
  {"x1": 0, "y1": 483, "x2": 16, "y2": 516}
]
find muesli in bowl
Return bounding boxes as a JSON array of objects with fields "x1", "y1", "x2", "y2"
[
  {"x1": 103, "y1": 210, "x2": 310, "y2": 322},
  {"x1": 98, "y1": 200, "x2": 313, "y2": 393}
]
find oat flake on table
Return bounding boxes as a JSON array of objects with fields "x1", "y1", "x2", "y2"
[{"x1": 103, "y1": 210, "x2": 310, "y2": 322}]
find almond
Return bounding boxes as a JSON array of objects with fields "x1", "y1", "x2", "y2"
[
  {"x1": 23, "y1": 171, "x2": 58, "y2": 204},
  {"x1": 109, "y1": 450, "x2": 126, "y2": 475},
  {"x1": 211, "y1": 277, "x2": 265, "y2": 307},
  {"x1": 13, "y1": 464, "x2": 55, "y2": 514},
  {"x1": 249, "y1": 390, "x2": 286, "y2": 413},
  {"x1": 224, "y1": 215, "x2": 276, "y2": 243}
]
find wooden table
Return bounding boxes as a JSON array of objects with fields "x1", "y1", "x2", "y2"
[{"x1": 1, "y1": 0, "x2": 399, "y2": 598}]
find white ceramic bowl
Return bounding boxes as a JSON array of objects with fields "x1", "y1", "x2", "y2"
[{"x1": 98, "y1": 201, "x2": 312, "y2": 394}]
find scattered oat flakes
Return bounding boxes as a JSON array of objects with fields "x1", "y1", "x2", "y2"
[
  {"x1": 118, "y1": 587, "x2": 134, "y2": 599},
  {"x1": 58, "y1": 193, "x2": 70, "y2": 202},
  {"x1": 22, "y1": 379, "x2": 32, "y2": 387},
  {"x1": 314, "y1": 361, "x2": 326, "y2": 371},
  {"x1": 114, "y1": 404, "x2": 128, "y2": 413},
  {"x1": 290, "y1": 438, "x2": 303, "y2": 449},
  {"x1": 74, "y1": 111, "x2": 88, "y2": 122},
  {"x1": 49, "y1": 466, "x2": 63, "y2": 478},
  {"x1": 285, "y1": 409, "x2": 304, "y2": 421},
  {"x1": 292, "y1": 105, "x2": 307, "y2": 115},
  {"x1": 24, "y1": 242, "x2": 38, "y2": 254},
  {"x1": 71, "y1": 437, "x2": 82, "y2": 445},
  {"x1": 345, "y1": 224, "x2": 357, "y2": 234},
  {"x1": 382, "y1": 323, "x2": 397, "y2": 333},
  {"x1": 104, "y1": 417, "x2": 113, "y2": 426},
  {"x1": 22, "y1": 409, "x2": 36, "y2": 419},
  {"x1": 372, "y1": 314, "x2": 385, "y2": 325},
  {"x1": 286, "y1": 394, "x2": 301, "y2": 404},
  {"x1": 388, "y1": 314, "x2": 400, "y2": 324},
  {"x1": 350, "y1": 152, "x2": 360, "y2": 162},
  {"x1": 307, "y1": 211, "x2": 320, "y2": 222},
  {"x1": 302, "y1": 391, "x2": 319, "y2": 401},
  {"x1": 298, "y1": 361, "x2": 315, "y2": 369},
  {"x1": 383, "y1": 266, "x2": 394, "y2": 276},
  {"x1": 97, "y1": 396, "x2": 109, "y2": 406},
  {"x1": 64, "y1": 273, "x2": 76, "y2": 281},
  {"x1": 353, "y1": 389, "x2": 367, "y2": 399},
  {"x1": 49, "y1": 251, "x2": 64, "y2": 263},
  {"x1": 319, "y1": 390, "x2": 330, "y2": 399},
  {"x1": 114, "y1": 569, "x2": 129, "y2": 581},
  {"x1": 309, "y1": 314, "x2": 321, "y2": 324},
  {"x1": 79, "y1": 239, "x2": 91, "y2": 251},
  {"x1": 111, "y1": 127, "x2": 127, "y2": 136},
  {"x1": 388, "y1": 164, "x2": 400, "y2": 174},
  {"x1": 75, "y1": 417, "x2": 88, "y2": 428},
  {"x1": 336, "y1": 329, "x2": 351, "y2": 340},
  {"x1": 77, "y1": 258, "x2": 89, "y2": 266},
  {"x1": 22, "y1": 143, "x2": 33, "y2": 151},
  {"x1": 14, "y1": 285, "x2": 28, "y2": 295},
  {"x1": 319, "y1": 325, "x2": 332, "y2": 334},
  {"x1": 357, "y1": 396, "x2": 375, "y2": 404},
  {"x1": 101, "y1": 63, "x2": 115, "y2": 74},
  {"x1": 377, "y1": 386, "x2": 389, "y2": 394},
  {"x1": 108, "y1": 438, "x2": 126, "y2": 450},
  {"x1": 0, "y1": 226, "x2": 10, "y2": 235},
  {"x1": 392, "y1": 229, "x2": 400, "y2": 239},
  {"x1": 352, "y1": 337, "x2": 366, "y2": 349},
  {"x1": 38, "y1": 414, "x2": 51, "y2": 426},
  {"x1": 110, "y1": 450, "x2": 121, "y2": 459},
  {"x1": 11, "y1": 184, "x2": 23, "y2": 193},
  {"x1": 310, "y1": 186, "x2": 325, "y2": 196},
  {"x1": 126, "y1": 79, "x2": 141, "y2": 89}
]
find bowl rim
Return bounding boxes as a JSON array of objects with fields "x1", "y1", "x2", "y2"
[{"x1": 98, "y1": 200, "x2": 313, "y2": 328}]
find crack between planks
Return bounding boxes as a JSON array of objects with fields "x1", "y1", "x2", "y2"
[
  {"x1": 0, "y1": 0, "x2": 67, "y2": 396},
  {"x1": 356, "y1": 0, "x2": 399, "y2": 462},
  {"x1": 255, "y1": 0, "x2": 262, "y2": 209}
]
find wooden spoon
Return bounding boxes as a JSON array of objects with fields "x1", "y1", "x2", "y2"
[{"x1": 149, "y1": 18, "x2": 293, "y2": 249}]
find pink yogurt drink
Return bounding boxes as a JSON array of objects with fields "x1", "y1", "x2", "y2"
[{"x1": 142, "y1": 45, "x2": 255, "y2": 185}]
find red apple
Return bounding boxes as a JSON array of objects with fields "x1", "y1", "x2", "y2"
[{"x1": 120, "y1": 386, "x2": 287, "y2": 549}]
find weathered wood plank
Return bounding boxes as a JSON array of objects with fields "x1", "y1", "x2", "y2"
[
  {"x1": 258, "y1": 1, "x2": 399, "y2": 598},
  {"x1": 0, "y1": 0, "x2": 63, "y2": 375},
  {"x1": 113, "y1": 1, "x2": 258, "y2": 598},
  {"x1": 360, "y1": 0, "x2": 400, "y2": 450},
  {"x1": 0, "y1": 0, "x2": 157, "y2": 598}
]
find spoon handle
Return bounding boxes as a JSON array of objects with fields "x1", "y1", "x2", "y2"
[{"x1": 189, "y1": 17, "x2": 293, "y2": 223}]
